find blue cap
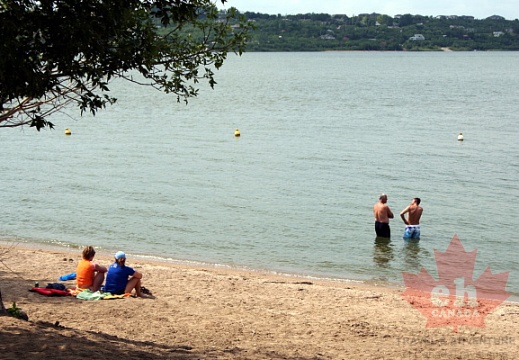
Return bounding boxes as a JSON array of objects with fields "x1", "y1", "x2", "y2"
[{"x1": 115, "y1": 251, "x2": 126, "y2": 260}]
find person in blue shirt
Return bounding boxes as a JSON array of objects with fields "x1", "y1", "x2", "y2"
[{"x1": 104, "y1": 251, "x2": 144, "y2": 297}]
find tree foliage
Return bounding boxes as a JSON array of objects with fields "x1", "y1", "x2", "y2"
[{"x1": 0, "y1": 0, "x2": 252, "y2": 130}]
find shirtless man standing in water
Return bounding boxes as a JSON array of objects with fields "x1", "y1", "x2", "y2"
[
  {"x1": 400, "y1": 198, "x2": 423, "y2": 239},
  {"x1": 373, "y1": 194, "x2": 394, "y2": 238}
]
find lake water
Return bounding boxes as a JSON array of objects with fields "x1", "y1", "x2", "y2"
[{"x1": 1, "y1": 51, "x2": 519, "y2": 298}]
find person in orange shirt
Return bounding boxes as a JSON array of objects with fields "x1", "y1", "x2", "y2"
[{"x1": 76, "y1": 246, "x2": 107, "y2": 291}]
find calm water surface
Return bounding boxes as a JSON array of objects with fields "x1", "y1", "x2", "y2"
[{"x1": 2, "y1": 52, "x2": 519, "y2": 296}]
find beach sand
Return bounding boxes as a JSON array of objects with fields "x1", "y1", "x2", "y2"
[{"x1": 1, "y1": 244, "x2": 518, "y2": 359}]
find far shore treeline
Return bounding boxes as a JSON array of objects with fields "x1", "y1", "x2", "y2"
[{"x1": 205, "y1": 11, "x2": 519, "y2": 51}]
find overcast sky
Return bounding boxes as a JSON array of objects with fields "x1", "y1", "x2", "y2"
[{"x1": 220, "y1": 0, "x2": 519, "y2": 20}]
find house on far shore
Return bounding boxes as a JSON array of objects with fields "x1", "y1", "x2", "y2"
[
  {"x1": 409, "y1": 34, "x2": 425, "y2": 40},
  {"x1": 320, "y1": 33, "x2": 336, "y2": 40}
]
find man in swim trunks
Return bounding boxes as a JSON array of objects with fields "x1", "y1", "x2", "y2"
[
  {"x1": 373, "y1": 193, "x2": 394, "y2": 238},
  {"x1": 400, "y1": 198, "x2": 423, "y2": 239}
]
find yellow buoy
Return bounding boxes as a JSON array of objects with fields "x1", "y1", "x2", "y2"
[
  {"x1": 457, "y1": 132, "x2": 463, "y2": 141},
  {"x1": 234, "y1": 128, "x2": 240, "y2": 137},
  {"x1": 65, "y1": 128, "x2": 72, "y2": 136}
]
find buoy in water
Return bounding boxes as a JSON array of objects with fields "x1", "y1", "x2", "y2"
[
  {"x1": 457, "y1": 132, "x2": 463, "y2": 141},
  {"x1": 234, "y1": 128, "x2": 240, "y2": 137},
  {"x1": 65, "y1": 128, "x2": 72, "y2": 136}
]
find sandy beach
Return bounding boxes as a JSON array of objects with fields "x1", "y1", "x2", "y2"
[{"x1": 1, "y1": 243, "x2": 518, "y2": 359}]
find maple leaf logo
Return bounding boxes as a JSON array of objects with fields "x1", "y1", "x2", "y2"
[{"x1": 402, "y1": 234, "x2": 510, "y2": 332}]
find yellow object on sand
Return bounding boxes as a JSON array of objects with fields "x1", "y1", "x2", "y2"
[{"x1": 102, "y1": 294, "x2": 128, "y2": 300}]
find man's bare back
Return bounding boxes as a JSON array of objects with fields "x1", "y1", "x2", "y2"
[
  {"x1": 373, "y1": 194, "x2": 394, "y2": 223},
  {"x1": 400, "y1": 198, "x2": 423, "y2": 225}
]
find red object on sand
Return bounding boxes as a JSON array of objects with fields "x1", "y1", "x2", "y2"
[{"x1": 30, "y1": 287, "x2": 70, "y2": 296}]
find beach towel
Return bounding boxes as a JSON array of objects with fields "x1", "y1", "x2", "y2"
[
  {"x1": 30, "y1": 287, "x2": 70, "y2": 296},
  {"x1": 102, "y1": 294, "x2": 129, "y2": 300},
  {"x1": 75, "y1": 289, "x2": 112, "y2": 301}
]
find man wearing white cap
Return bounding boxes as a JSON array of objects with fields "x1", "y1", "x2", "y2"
[{"x1": 104, "y1": 251, "x2": 144, "y2": 297}]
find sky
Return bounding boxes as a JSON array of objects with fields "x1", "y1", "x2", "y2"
[{"x1": 220, "y1": 0, "x2": 519, "y2": 20}]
